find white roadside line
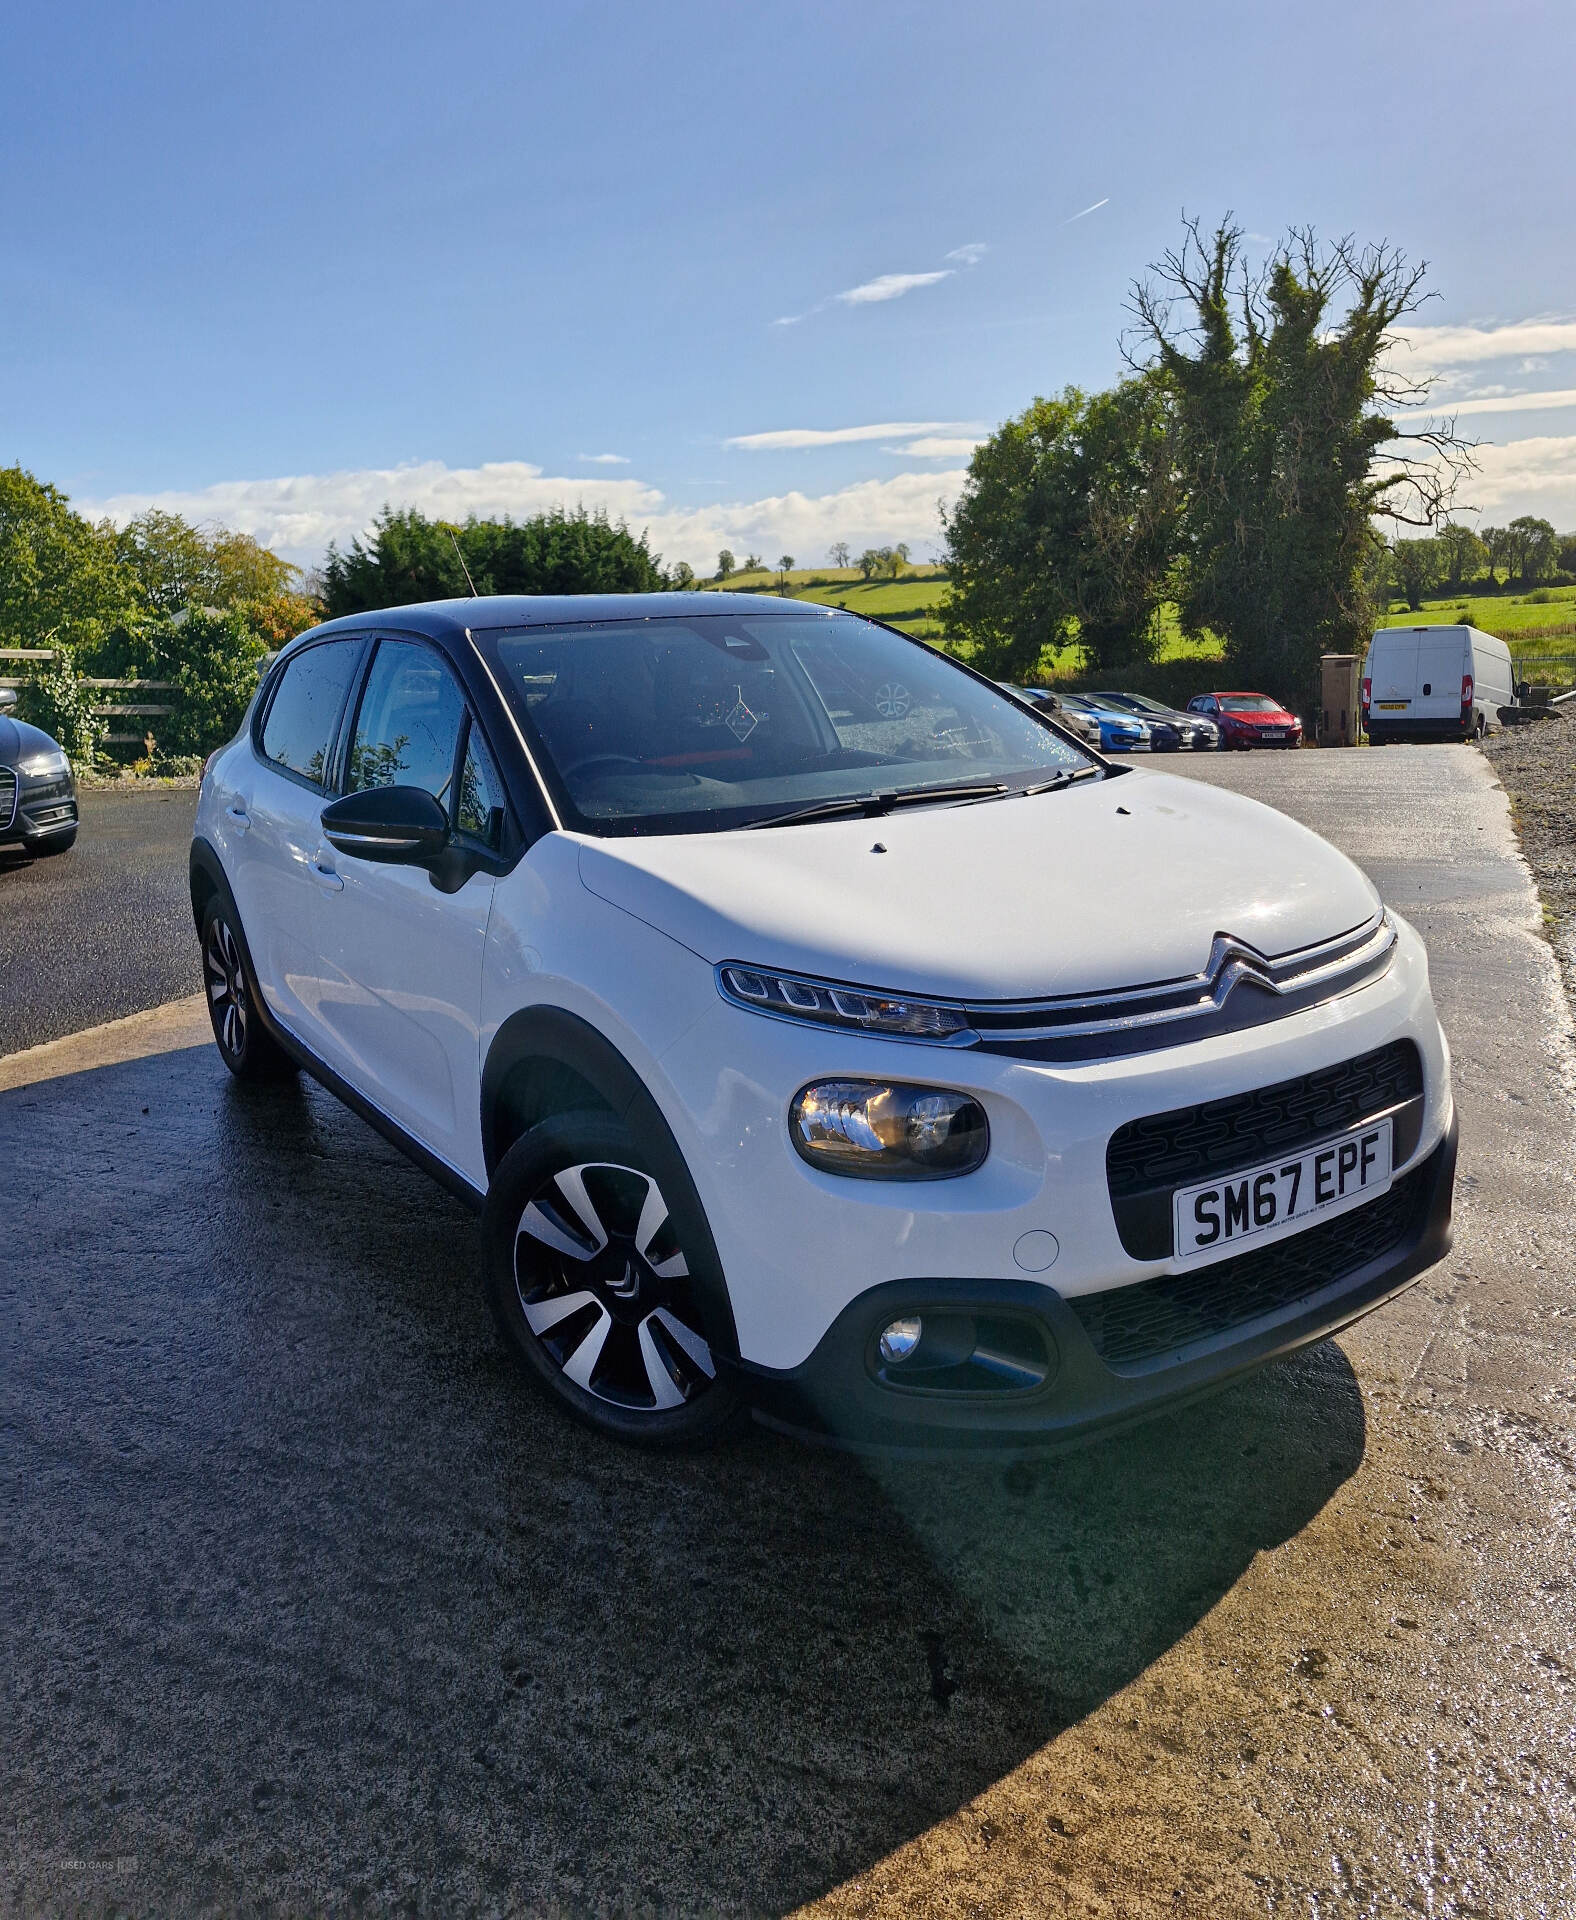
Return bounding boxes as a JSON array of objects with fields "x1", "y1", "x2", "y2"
[{"x1": 0, "y1": 994, "x2": 210, "y2": 1093}]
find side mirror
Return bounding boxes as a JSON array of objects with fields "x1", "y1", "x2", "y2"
[
  {"x1": 321, "y1": 785, "x2": 450, "y2": 865},
  {"x1": 0, "y1": 686, "x2": 17, "y2": 713}
]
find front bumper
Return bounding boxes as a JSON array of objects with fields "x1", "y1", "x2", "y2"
[
  {"x1": 733, "y1": 1118, "x2": 1455, "y2": 1452},
  {"x1": 0, "y1": 771, "x2": 78, "y2": 848}
]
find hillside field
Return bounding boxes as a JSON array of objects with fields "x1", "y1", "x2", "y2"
[{"x1": 701, "y1": 570, "x2": 1576, "y2": 683}]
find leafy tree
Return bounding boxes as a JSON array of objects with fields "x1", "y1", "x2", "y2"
[
  {"x1": 943, "y1": 379, "x2": 1180, "y2": 678},
  {"x1": 857, "y1": 548, "x2": 881, "y2": 581},
  {"x1": 1129, "y1": 218, "x2": 1470, "y2": 697},
  {"x1": 716, "y1": 549, "x2": 735, "y2": 580},
  {"x1": 743, "y1": 553, "x2": 763, "y2": 574},
  {"x1": 1436, "y1": 522, "x2": 1487, "y2": 592},
  {"x1": 671, "y1": 561, "x2": 696, "y2": 590},
  {"x1": 1507, "y1": 514, "x2": 1558, "y2": 585},
  {"x1": 238, "y1": 590, "x2": 322, "y2": 651},
  {"x1": 1480, "y1": 525, "x2": 1511, "y2": 586},
  {"x1": 1390, "y1": 537, "x2": 1443, "y2": 611},
  {"x1": 154, "y1": 609, "x2": 272, "y2": 755},
  {"x1": 0, "y1": 465, "x2": 132, "y2": 658},
  {"x1": 887, "y1": 542, "x2": 911, "y2": 578},
  {"x1": 828, "y1": 541, "x2": 851, "y2": 569},
  {"x1": 116, "y1": 509, "x2": 296, "y2": 616},
  {"x1": 321, "y1": 505, "x2": 669, "y2": 616},
  {"x1": 1558, "y1": 532, "x2": 1576, "y2": 577}
]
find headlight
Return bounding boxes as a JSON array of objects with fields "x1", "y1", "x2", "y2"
[
  {"x1": 790, "y1": 1079, "x2": 989, "y2": 1180},
  {"x1": 18, "y1": 748, "x2": 70, "y2": 779},
  {"x1": 718, "y1": 964, "x2": 974, "y2": 1042}
]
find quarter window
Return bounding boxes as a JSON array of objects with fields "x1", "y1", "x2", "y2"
[
  {"x1": 456, "y1": 727, "x2": 505, "y2": 848},
  {"x1": 260, "y1": 641, "x2": 362, "y2": 786}
]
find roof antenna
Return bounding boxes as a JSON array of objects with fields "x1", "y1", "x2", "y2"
[{"x1": 448, "y1": 528, "x2": 479, "y2": 598}]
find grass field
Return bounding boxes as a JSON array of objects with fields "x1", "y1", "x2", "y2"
[
  {"x1": 1377, "y1": 581, "x2": 1576, "y2": 665},
  {"x1": 701, "y1": 568, "x2": 1576, "y2": 680},
  {"x1": 701, "y1": 566, "x2": 951, "y2": 637}
]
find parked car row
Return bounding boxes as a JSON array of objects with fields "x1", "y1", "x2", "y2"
[{"x1": 1001, "y1": 683, "x2": 1302, "y2": 752}]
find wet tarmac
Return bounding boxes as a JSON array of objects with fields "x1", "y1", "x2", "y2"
[
  {"x1": 1, "y1": 747, "x2": 1572, "y2": 1917},
  {"x1": 0, "y1": 784, "x2": 199, "y2": 1053}
]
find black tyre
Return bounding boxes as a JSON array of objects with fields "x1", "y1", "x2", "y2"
[
  {"x1": 484, "y1": 1112, "x2": 743, "y2": 1448},
  {"x1": 200, "y1": 897, "x2": 294, "y2": 1081}
]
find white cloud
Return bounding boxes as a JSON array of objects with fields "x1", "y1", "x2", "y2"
[
  {"x1": 892, "y1": 435, "x2": 985, "y2": 458},
  {"x1": 1065, "y1": 197, "x2": 1109, "y2": 223},
  {"x1": 1394, "y1": 318, "x2": 1576, "y2": 371},
  {"x1": 726, "y1": 420, "x2": 979, "y2": 451},
  {"x1": 80, "y1": 460, "x2": 662, "y2": 562},
  {"x1": 944, "y1": 242, "x2": 988, "y2": 267},
  {"x1": 577, "y1": 451, "x2": 629, "y2": 464},
  {"x1": 833, "y1": 270, "x2": 953, "y2": 306},
  {"x1": 79, "y1": 459, "x2": 969, "y2": 576},
  {"x1": 1434, "y1": 387, "x2": 1576, "y2": 419},
  {"x1": 1391, "y1": 432, "x2": 1576, "y2": 528}
]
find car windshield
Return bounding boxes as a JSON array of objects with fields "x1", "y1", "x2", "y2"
[
  {"x1": 475, "y1": 610, "x2": 1098, "y2": 835},
  {"x1": 1219, "y1": 695, "x2": 1283, "y2": 713}
]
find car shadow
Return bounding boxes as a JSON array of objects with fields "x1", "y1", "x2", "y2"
[{"x1": 0, "y1": 1051, "x2": 1366, "y2": 1916}]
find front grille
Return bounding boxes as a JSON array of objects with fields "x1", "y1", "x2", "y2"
[
  {"x1": 1105, "y1": 1040, "x2": 1425, "y2": 1259},
  {"x1": 1070, "y1": 1160, "x2": 1430, "y2": 1370},
  {"x1": 0, "y1": 767, "x2": 16, "y2": 832},
  {"x1": 1108, "y1": 1033, "x2": 1420, "y2": 1200}
]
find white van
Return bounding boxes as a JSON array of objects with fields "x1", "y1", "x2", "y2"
[{"x1": 1362, "y1": 625, "x2": 1516, "y2": 743}]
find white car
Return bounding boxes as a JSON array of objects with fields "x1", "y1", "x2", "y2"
[{"x1": 191, "y1": 595, "x2": 1457, "y2": 1450}]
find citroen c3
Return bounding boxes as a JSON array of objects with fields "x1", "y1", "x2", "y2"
[{"x1": 190, "y1": 595, "x2": 1457, "y2": 1450}]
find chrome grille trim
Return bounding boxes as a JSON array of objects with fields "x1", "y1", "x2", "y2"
[
  {"x1": 0, "y1": 767, "x2": 17, "y2": 833},
  {"x1": 963, "y1": 915, "x2": 1394, "y2": 1042}
]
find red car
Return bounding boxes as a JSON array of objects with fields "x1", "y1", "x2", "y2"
[{"x1": 1186, "y1": 691, "x2": 1302, "y2": 749}]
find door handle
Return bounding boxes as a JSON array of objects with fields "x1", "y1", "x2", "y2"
[
  {"x1": 226, "y1": 803, "x2": 251, "y2": 833},
  {"x1": 310, "y1": 857, "x2": 344, "y2": 893}
]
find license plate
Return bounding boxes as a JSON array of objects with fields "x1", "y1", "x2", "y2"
[
  {"x1": 1378, "y1": 701, "x2": 1408, "y2": 710},
  {"x1": 1172, "y1": 1117, "x2": 1394, "y2": 1263}
]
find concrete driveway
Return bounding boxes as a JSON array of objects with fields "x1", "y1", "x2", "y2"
[{"x1": 1, "y1": 747, "x2": 1572, "y2": 1917}]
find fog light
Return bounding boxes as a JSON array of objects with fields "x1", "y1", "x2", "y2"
[{"x1": 879, "y1": 1317, "x2": 923, "y2": 1364}]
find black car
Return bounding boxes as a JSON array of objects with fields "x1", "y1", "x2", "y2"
[
  {"x1": 1089, "y1": 690, "x2": 1220, "y2": 750},
  {"x1": 0, "y1": 687, "x2": 79, "y2": 856}
]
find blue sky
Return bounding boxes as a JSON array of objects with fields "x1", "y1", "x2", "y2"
[{"x1": 7, "y1": 0, "x2": 1576, "y2": 571}]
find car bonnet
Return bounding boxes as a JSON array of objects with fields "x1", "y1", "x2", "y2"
[{"x1": 574, "y1": 770, "x2": 1381, "y2": 1002}]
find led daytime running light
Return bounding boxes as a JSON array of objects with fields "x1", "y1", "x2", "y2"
[{"x1": 718, "y1": 964, "x2": 974, "y2": 1042}]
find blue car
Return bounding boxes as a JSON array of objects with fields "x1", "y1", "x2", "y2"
[{"x1": 1052, "y1": 692, "x2": 1153, "y2": 753}]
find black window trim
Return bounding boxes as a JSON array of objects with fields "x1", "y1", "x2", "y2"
[{"x1": 252, "y1": 634, "x2": 371, "y2": 796}]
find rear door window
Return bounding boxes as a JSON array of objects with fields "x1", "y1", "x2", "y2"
[{"x1": 260, "y1": 641, "x2": 362, "y2": 786}]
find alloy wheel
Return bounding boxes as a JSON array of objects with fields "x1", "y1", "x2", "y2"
[
  {"x1": 205, "y1": 914, "x2": 249, "y2": 1058},
  {"x1": 514, "y1": 1160, "x2": 716, "y2": 1412}
]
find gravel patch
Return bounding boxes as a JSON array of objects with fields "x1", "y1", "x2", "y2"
[{"x1": 1484, "y1": 712, "x2": 1576, "y2": 1001}]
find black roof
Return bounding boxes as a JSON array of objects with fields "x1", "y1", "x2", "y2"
[{"x1": 294, "y1": 591, "x2": 827, "y2": 648}]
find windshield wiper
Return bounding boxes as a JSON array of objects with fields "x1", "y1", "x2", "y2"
[
  {"x1": 957, "y1": 765, "x2": 1105, "y2": 806},
  {"x1": 741, "y1": 780, "x2": 1009, "y2": 831}
]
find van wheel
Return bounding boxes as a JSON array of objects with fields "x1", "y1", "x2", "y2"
[{"x1": 484, "y1": 1112, "x2": 744, "y2": 1449}]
